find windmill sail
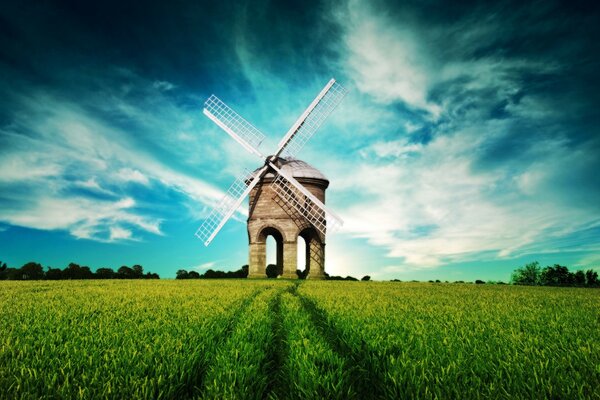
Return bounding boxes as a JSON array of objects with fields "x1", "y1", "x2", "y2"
[
  {"x1": 196, "y1": 166, "x2": 268, "y2": 246},
  {"x1": 204, "y1": 95, "x2": 265, "y2": 158},
  {"x1": 275, "y1": 79, "x2": 348, "y2": 159},
  {"x1": 269, "y1": 166, "x2": 343, "y2": 237}
]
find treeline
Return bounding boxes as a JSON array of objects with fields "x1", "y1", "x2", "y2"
[
  {"x1": 176, "y1": 264, "x2": 372, "y2": 281},
  {"x1": 176, "y1": 265, "x2": 248, "y2": 279},
  {"x1": 0, "y1": 261, "x2": 159, "y2": 280},
  {"x1": 511, "y1": 262, "x2": 598, "y2": 287}
]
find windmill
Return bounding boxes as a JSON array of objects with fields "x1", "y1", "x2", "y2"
[{"x1": 196, "y1": 79, "x2": 347, "y2": 278}]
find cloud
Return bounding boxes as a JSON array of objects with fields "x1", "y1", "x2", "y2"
[
  {"x1": 0, "y1": 70, "x2": 244, "y2": 242},
  {"x1": 192, "y1": 261, "x2": 218, "y2": 272},
  {"x1": 109, "y1": 226, "x2": 133, "y2": 241},
  {"x1": 338, "y1": 0, "x2": 442, "y2": 117},
  {"x1": 323, "y1": 0, "x2": 600, "y2": 270},
  {"x1": 152, "y1": 80, "x2": 175, "y2": 91},
  {"x1": 115, "y1": 168, "x2": 150, "y2": 185}
]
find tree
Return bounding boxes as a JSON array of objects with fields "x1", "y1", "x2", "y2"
[
  {"x1": 63, "y1": 263, "x2": 87, "y2": 279},
  {"x1": 265, "y1": 264, "x2": 279, "y2": 278},
  {"x1": 540, "y1": 264, "x2": 573, "y2": 286},
  {"x1": 475, "y1": 279, "x2": 485, "y2": 284},
  {"x1": 0, "y1": 261, "x2": 7, "y2": 272},
  {"x1": 20, "y1": 262, "x2": 44, "y2": 280},
  {"x1": 176, "y1": 269, "x2": 189, "y2": 279},
  {"x1": 574, "y1": 270, "x2": 586, "y2": 286},
  {"x1": 586, "y1": 269, "x2": 599, "y2": 287},
  {"x1": 361, "y1": 275, "x2": 371, "y2": 281},
  {"x1": 132, "y1": 265, "x2": 144, "y2": 279},
  {"x1": 511, "y1": 262, "x2": 541, "y2": 285},
  {"x1": 96, "y1": 268, "x2": 115, "y2": 279},
  {"x1": 45, "y1": 267, "x2": 63, "y2": 280},
  {"x1": 117, "y1": 266, "x2": 135, "y2": 279},
  {"x1": 296, "y1": 269, "x2": 307, "y2": 279},
  {"x1": 145, "y1": 272, "x2": 160, "y2": 279},
  {"x1": 188, "y1": 271, "x2": 201, "y2": 279}
]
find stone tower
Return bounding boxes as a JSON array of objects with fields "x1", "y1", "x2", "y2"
[{"x1": 247, "y1": 157, "x2": 328, "y2": 279}]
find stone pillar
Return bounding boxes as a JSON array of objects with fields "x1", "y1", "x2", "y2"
[
  {"x1": 307, "y1": 241, "x2": 326, "y2": 280},
  {"x1": 248, "y1": 242, "x2": 265, "y2": 278},
  {"x1": 281, "y1": 240, "x2": 298, "y2": 279}
]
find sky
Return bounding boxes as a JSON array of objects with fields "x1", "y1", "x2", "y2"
[{"x1": 0, "y1": 0, "x2": 599, "y2": 281}]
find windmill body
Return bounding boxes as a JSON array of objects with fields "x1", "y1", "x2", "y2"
[
  {"x1": 196, "y1": 79, "x2": 347, "y2": 279},
  {"x1": 247, "y1": 157, "x2": 328, "y2": 279}
]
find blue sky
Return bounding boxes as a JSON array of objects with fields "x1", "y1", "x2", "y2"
[{"x1": 0, "y1": 0, "x2": 599, "y2": 280}]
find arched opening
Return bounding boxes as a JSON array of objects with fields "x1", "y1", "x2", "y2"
[
  {"x1": 298, "y1": 227, "x2": 322, "y2": 279},
  {"x1": 297, "y1": 235, "x2": 308, "y2": 279},
  {"x1": 260, "y1": 227, "x2": 283, "y2": 278}
]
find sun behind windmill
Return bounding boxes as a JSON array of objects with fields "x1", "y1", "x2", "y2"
[{"x1": 196, "y1": 79, "x2": 347, "y2": 279}]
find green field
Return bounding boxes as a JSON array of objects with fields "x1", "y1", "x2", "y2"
[{"x1": 1, "y1": 280, "x2": 598, "y2": 399}]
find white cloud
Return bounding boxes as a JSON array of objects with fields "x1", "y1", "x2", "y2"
[
  {"x1": 109, "y1": 226, "x2": 133, "y2": 241},
  {"x1": 192, "y1": 261, "x2": 217, "y2": 271},
  {"x1": 115, "y1": 168, "x2": 149, "y2": 185},
  {"x1": 340, "y1": 0, "x2": 441, "y2": 117},
  {"x1": 152, "y1": 80, "x2": 175, "y2": 91},
  {"x1": 0, "y1": 81, "x2": 238, "y2": 241},
  {"x1": 333, "y1": 121, "x2": 600, "y2": 269}
]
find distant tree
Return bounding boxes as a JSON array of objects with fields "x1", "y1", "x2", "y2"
[
  {"x1": 1, "y1": 268, "x2": 19, "y2": 280},
  {"x1": 0, "y1": 261, "x2": 6, "y2": 272},
  {"x1": 20, "y1": 262, "x2": 44, "y2": 280},
  {"x1": 45, "y1": 267, "x2": 63, "y2": 280},
  {"x1": 573, "y1": 270, "x2": 586, "y2": 286},
  {"x1": 453, "y1": 280, "x2": 465, "y2": 284},
  {"x1": 496, "y1": 281, "x2": 506, "y2": 285},
  {"x1": 540, "y1": 264, "x2": 572, "y2": 286},
  {"x1": 511, "y1": 261, "x2": 541, "y2": 285},
  {"x1": 391, "y1": 279, "x2": 402, "y2": 282},
  {"x1": 62, "y1": 263, "x2": 93, "y2": 279},
  {"x1": 586, "y1": 269, "x2": 599, "y2": 287},
  {"x1": 361, "y1": 275, "x2": 371, "y2": 281},
  {"x1": 296, "y1": 269, "x2": 307, "y2": 279},
  {"x1": 96, "y1": 267, "x2": 115, "y2": 279},
  {"x1": 203, "y1": 269, "x2": 227, "y2": 279},
  {"x1": 188, "y1": 271, "x2": 200, "y2": 279},
  {"x1": 475, "y1": 279, "x2": 485, "y2": 284},
  {"x1": 266, "y1": 264, "x2": 279, "y2": 278},
  {"x1": 132, "y1": 265, "x2": 144, "y2": 279},
  {"x1": 345, "y1": 276, "x2": 358, "y2": 281},
  {"x1": 176, "y1": 269, "x2": 189, "y2": 279},
  {"x1": 435, "y1": 279, "x2": 441, "y2": 283},
  {"x1": 80, "y1": 266, "x2": 94, "y2": 279},
  {"x1": 145, "y1": 272, "x2": 160, "y2": 279},
  {"x1": 237, "y1": 265, "x2": 249, "y2": 278},
  {"x1": 117, "y1": 266, "x2": 135, "y2": 279}
]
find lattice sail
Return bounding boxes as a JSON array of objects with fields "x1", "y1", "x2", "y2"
[
  {"x1": 204, "y1": 95, "x2": 265, "y2": 157},
  {"x1": 278, "y1": 80, "x2": 348, "y2": 159},
  {"x1": 195, "y1": 168, "x2": 259, "y2": 246},
  {"x1": 270, "y1": 173, "x2": 342, "y2": 237}
]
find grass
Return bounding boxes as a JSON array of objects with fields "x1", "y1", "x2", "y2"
[{"x1": 0, "y1": 280, "x2": 598, "y2": 399}]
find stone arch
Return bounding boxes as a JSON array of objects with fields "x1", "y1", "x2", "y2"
[
  {"x1": 259, "y1": 226, "x2": 284, "y2": 276},
  {"x1": 298, "y1": 227, "x2": 325, "y2": 280},
  {"x1": 253, "y1": 223, "x2": 288, "y2": 243}
]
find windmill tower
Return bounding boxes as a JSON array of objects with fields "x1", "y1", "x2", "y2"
[{"x1": 196, "y1": 79, "x2": 347, "y2": 279}]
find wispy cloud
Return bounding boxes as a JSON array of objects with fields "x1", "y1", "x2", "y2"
[
  {"x1": 0, "y1": 70, "x2": 238, "y2": 242},
  {"x1": 325, "y1": 0, "x2": 600, "y2": 270}
]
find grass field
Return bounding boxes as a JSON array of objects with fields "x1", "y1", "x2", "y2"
[{"x1": 1, "y1": 280, "x2": 598, "y2": 399}]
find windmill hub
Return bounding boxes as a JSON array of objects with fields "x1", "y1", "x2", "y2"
[{"x1": 195, "y1": 78, "x2": 347, "y2": 279}]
